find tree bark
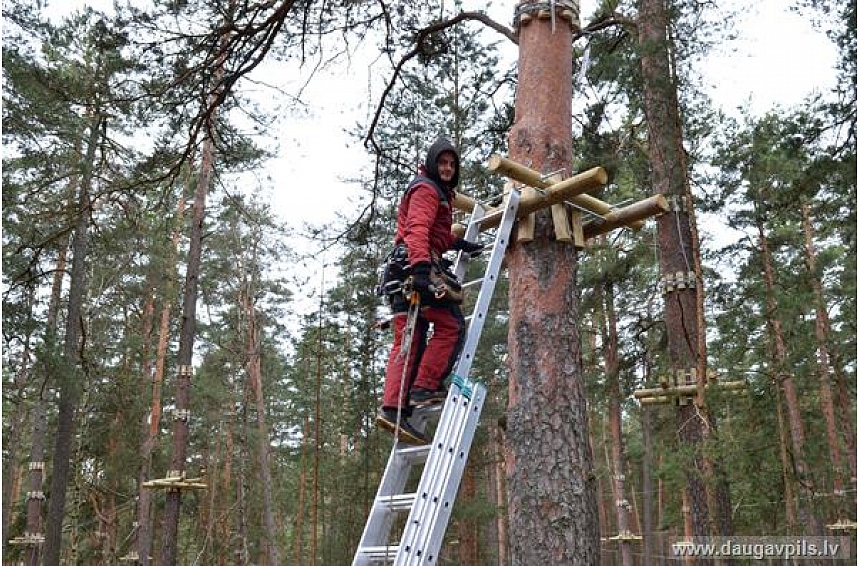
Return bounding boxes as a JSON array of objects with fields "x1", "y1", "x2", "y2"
[
  {"x1": 294, "y1": 414, "x2": 310, "y2": 565},
  {"x1": 492, "y1": 426, "x2": 508, "y2": 566},
  {"x1": 505, "y1": 4, "x2": 599, "y2": 564},
  {"x1": 137, "y1": 191, "x2": 186, "y2": 566},
  {"x1": 43, "y1": 110, "x2": 103, "y2": 566},
  {"x1": 22, "y1": 403, "x2": 46, "y2": 566},
  {"x1": 801, "y1": 204, "x2": 849, "y2": 506},
  {"x1": 773, "y1": 355, "x2": 799, "y2": 531},
  {"x1": 18, "y1": 239, "x2": 69, "y2": 566},
  {"x1": 159, "y1": 130, "x2": 216, "y2": 565},
  {"x1": 159, "y1": 19, "x2": 233, "y2": 557},
  {"x1": 134, "y1": 280, "x2": 156, "y2": 565},
  {"x1": 641, "y1": 406, "x2": 654, "y2": 566},
  {"x1": 3, "y1": 282, "x2": 35, "y2": 558},
  {"x1": 637, "y1": 0, "x2": 734, "y2": 549},
  {"x1": 241, "y1": 261, "x2": 281, "y2": 565},
  {"x1": 757, "y1": 220, "x2": 822, "y2": 535},
  {"x1": 219, "y1": 399, "x2": 236, "y2": 566}
]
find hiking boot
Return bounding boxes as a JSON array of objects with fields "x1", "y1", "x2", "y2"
[
  {"x1": 375, "y1": 409, "x2": 428, "y2": 446},
  {"x1": 409, "y1": 387, "x2": 447, "y2": 408}
]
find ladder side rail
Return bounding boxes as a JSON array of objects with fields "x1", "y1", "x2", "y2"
[
  {"x1": 453, "y1": 201, "x2": 486, "y2": 281},
  {"x1": 352, "y1": 443, "x2": 421, "y2": 566},
  {"x1": 407, "y1": 385, "x2": 487, "y2": 565},
  {"x1": 396, "y1": 190, "x2": 521, "y2": 564},
  {"x1": 395, "y1": 389, "x2": 472, "y2": 562},
  {"x1": 452, "y1": 189, "x2": 520, "y2": 381}
]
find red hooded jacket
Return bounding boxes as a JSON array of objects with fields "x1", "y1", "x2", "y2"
[{"x1": 394, "y1": 138, "x2": 460, "y2": 266}]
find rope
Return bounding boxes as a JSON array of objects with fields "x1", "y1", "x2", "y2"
[{"x1": 394, "y1": 286, "x2": 422, "y2": 443}]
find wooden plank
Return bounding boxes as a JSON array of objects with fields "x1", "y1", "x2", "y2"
[{"x1": 583, "y1": 195, "x2": 669, "y2": 239}]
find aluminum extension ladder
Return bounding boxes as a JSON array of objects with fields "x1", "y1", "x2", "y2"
[{"x1": 352, "y1": 188, "x2": 522, "y2": 565}]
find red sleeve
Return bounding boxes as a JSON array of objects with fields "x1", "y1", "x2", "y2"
[{"x1": 403, "y1": 184, "x2": 439, "y2": 266}]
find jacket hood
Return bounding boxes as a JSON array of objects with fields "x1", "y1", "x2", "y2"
[{"x1": 424, "y1": 137, "x2": 460, "y2": 191}]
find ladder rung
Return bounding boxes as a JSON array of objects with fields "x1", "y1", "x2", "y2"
[
  {"x1": 462, "y1": 278, "x2": 483, "y2": 288},
  {"x1": 377, "y1": 493, "x2": 416, "y2": 512},
  {"x1": 359, "y1": 545, "x2": 399, "y2": 560},
  {"x1": 474, "y1": 209, "x2": 504, "y2": 223},
  {"x1": 394, "y1": 444, "x2": 431, "y2": 465}
]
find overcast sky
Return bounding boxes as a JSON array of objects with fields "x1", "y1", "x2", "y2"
[
  {"x1": 257, "y1": 0, "x2": 839, "y2": 229},
  {"x1": 42, "y1": 0, "x2": 839, "y2": 279}
]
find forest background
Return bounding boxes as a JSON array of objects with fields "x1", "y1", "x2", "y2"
[{"x1": 1, "y1": 0, "x2": 855, "y2": 565}]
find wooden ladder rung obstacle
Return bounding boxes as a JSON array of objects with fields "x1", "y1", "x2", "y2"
[
  {"x1": 8, "y1": 533, "x2": 45, "y2": 546},
  {"x1": 826, "y1": 519, "x2": 857, "y2": 531},
  {"x1": 635, "y1": 367, "x2": 747, "y2": 406},
  {"x1": 602, "y1": 531, "x2": 644, "y2": 542},
  {"x1": 142, "y1": 470, "x2": 207, "y2": 490}
]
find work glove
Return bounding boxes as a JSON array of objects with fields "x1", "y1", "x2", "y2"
[
  {"x1": 452, "y1": 237, "x2": 485, "y2": 258},
  {"x1": 409, "y1": 262, "x2": 434, "y2": 302}
]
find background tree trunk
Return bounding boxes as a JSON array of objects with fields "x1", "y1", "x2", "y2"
[
  {"x1": 757, "y1": 220, "x2": 822, "y2": 535},
  {"x1": 159, "y1": 22, "x2": 234, "y2": 557},
  {"x1": 504, "y1": 4, "x2": 599, "y2": 564},
  {"x1": 159, "y1": 130, "x2": 216, "y2": 565},
  {"x1": 456, "y1": 464, "x2": 479, "y2": 565},
  {"x1": 637, "y1": 0, "x2": 734, "y2": 548},
  {"x1": 43, "y1": 111, "x2": 103, "y2": 566},
  {"x1": 137, "y1": 191, "x2": 186, "y2": 566},
  {"x1": 603, "y1": 282, "x2": 634, "y2": 566},
  {"x1": 241, "y1": 267, "x2": 281, "y2": 565},
  {"x1": 492, "y1": 426, "x2": 508, "y2": 566},
  {"x1": 801, "y1": 204, "x2": 848, "y2": 508}
]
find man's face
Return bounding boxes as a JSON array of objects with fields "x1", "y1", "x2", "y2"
[{"x1": 437, "y1": 151, "x2": 457, "y2": 183}]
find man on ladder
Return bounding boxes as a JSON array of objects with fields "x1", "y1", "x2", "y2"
[{"x1": 376, "y1": 137, "x2": 484, "y2": 445}]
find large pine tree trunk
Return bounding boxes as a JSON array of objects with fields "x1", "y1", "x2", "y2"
[
  {"x1": 505, "y1": 3, "x2": 599, "y2": 564},
  {"x1": 801, "y1": 204, "x2": 849, "y2": 504},
  {"x1": 19, "y1": 239, "x2": 69, "y2": 566},
  {"x1": 757, "y1": 220, "x2": 822, "y2": 535},
  {"x1": 159, "y1": 128, "x2": 217, "y2": 565},
  {"x1": 160, "y1": 5, "x2": 234, "y2": 558},
  {"x1": 138, "y1": 192, "x2": 186, "y2": 566},
  {"x1": 134, "y1": 281, "x2": 156, "y2": 564},
  {"x1": 773, "y1": 351, "x2": 799, "y2": 531},
  {"x1": 637, "y1": 0, "x2": 734, "y2": 548},
  {"x1": 241, "y1": 273, "x2": 281, "y2": 565},
  {"x1": 23, "y1": 403, "x2": 46, "y2": 566},
  {"x1": 641, "y1": 406, "x2": 654, "y2": 566},
  {"x1": 43, "y1": 111, "x2": 103, "y2": 566}
]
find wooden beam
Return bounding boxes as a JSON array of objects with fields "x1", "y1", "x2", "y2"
[
  {"x1": 486, "y1": 154, "x2": 648, "y2": 229},
  {"x1": 547, "y1": 173, "x2": 573, "y2": 242},
  {"x1": 452, "y1": 192, "x2": 479, "y2": 213},
  {"x1": 454, "y1": 165, "x2": 613, "y2": 233},
  {"x1": 634, "y1": 380, "x2": 747, "y2": 400},
  {"x1": 583, "y1": 195, "x2": 670, "y2": 238}
]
